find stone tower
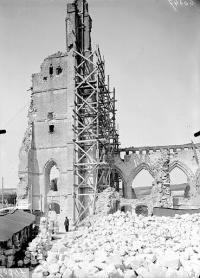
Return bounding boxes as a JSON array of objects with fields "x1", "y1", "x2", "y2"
[{"x1": 17, "y1": 0, "x2": 92, "y2": 225}]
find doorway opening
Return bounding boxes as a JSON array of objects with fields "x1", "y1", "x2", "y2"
[{"x1": 49, "y1": 202, "x2": 60, "y2": 214}]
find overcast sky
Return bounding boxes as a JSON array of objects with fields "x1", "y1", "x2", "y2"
[{"x1": 0, "y1": 0, "x2": 200, "y2": 188}]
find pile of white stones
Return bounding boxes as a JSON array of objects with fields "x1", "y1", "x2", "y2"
[
  {"x1": 32, "y1": 211, "x2": 200, "y2": 278},
  {"x1": 22, "y1": 230, "x2": 52, "y2": 267},
  {"x1": 18, "y1": 217, "x2": 53, "y2": 268}
]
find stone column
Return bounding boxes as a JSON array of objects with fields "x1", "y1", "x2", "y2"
[
  {"x1": 151, "y1": 149, "x2": 173, "y2": 208},
  {"x1": 123, "y1": 179, "x2": 136, "y2": 199}
]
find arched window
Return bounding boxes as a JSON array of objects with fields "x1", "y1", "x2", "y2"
[
  {"x1": 49, "y1": 202, "x2": 60, "y2": 214},
  {"x1": 49, "y1": 64, "x2": 53, "y2": 75},
  {"x1": 170, "y1": 167, "x2": 188, "y2": 195},
  {"x1": 50, "y1": 165, "x2": 59, "y2": 191},
  {"x1": 132, "y1": 169, "x2": 154, "y2": 199},
  {"x1": 56, "y1": 66, "x2": 62, "y2": 75},
  {"x1": 44, "y1": 160, "x2": 60, "y2": 194}
]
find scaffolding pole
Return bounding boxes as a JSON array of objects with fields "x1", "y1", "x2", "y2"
[
  {"x1": 73, "y1": 46, "x2": 119, "y2": 224},
  {"x1": 72, "y1": 1, "x2": 119, "y2": 225}
]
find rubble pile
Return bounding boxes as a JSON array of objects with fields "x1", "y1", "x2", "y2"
[
  {"x1": 22, "y1": 218, "x2": 52, "y2": 268},
  {"x1": 32, "y1": 211, "x2": 200, "y2": 278},
  {"x1": 15, "y1": 217, "x2": 53, "y2": 268},
  {"x1": 95, "y1": 187, "x2": 120, "y2": 216}
]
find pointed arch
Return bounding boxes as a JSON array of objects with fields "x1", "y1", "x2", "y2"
[
  {"x1": 43, "y1": 158, "x2": 61, "y2": 174},
  {"x1": 169, "y1": 160, "x2": 194, "y2": 180},
  {"x1": 112, "y1": 165, "x2": 128, "y2": 198},
  {"x1": 44, "y1": 159, "x2": 61, "y2": 196},
  {"x1": 112, "y1": 165, "x2": 127, "y2": 185},
  {"x1": 128, "y1": 163, "x2": 154, "y2": 185}
]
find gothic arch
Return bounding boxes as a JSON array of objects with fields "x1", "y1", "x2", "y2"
[
  {"x1": 44, "y1": 159, "x2": 61, "y2": 195},
  {"x1": 112, "y1": 165, "x2": 127, "y2": 185},
  {"x1": 43, "y1": 158, "x2": 62, "y2": 174},
  {"x1": 128, "y1": 163, "x2": 154, "y2": 186},
  {"x1": 48, "y1": 201, "x2": 60, "y2": 214},
  {"x1": 169, "y1": 160, "x2": 194, "y2": 181},
  {"x1": 112, "y1": 165, "x2": 128, "y2": 198}
]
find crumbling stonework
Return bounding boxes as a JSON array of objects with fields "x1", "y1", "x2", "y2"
[
  {"x1": 94, "y1": 187, "x2": 120, "y2": 216},
  {"x1": 151, "y1": 149, "x2": 173, "y2": 208},
  {"x1": 17, "y1": 98, "x2": 36, "y2": 205},
  {"x1": 114, "y1": 143, "x2": 200, "y2": 205}
]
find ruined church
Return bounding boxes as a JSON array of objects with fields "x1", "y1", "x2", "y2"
[{"x1": 17, "y1": 0, "x2": 200, "y2": 224}]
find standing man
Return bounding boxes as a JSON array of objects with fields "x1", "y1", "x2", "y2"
[{"x1": 64, "y1": 216, "x2": 69, "y2": 232}]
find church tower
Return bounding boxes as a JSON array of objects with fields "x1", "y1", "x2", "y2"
[{"x1": 17, "y1": 0, "x2": 92, "y2": 225}]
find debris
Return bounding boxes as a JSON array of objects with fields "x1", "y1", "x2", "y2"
[{"x1": 31, "y1": 211, "x2": 200, "y2": 277}]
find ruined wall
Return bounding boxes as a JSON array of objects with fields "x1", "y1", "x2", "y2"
[
  {"x1": 114, "y1": 143, "x2": 200, "y2": 209},
  {"x1": 94, "y1": 187, "x2": 120, "y2": 216},
  {"x1": 151, "y1": 149, "x2": 173, "y2": 208},
  {"x1": 18, "y1": 51, "x2": 74, "y2": 224}
]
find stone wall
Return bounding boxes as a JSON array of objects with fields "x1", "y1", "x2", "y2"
[
  {"x1": 151, "y1": 149, "x2": 173, "y2": 208},
  {"x1": 114, "y1": 143, "x2": 200, "y2": 201}
]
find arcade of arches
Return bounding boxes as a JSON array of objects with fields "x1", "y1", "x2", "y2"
[{"x1": 114, "y1": 143, "x2": 200, "y2": 209}]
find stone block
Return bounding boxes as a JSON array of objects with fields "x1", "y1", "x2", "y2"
[
  {"x1": 148, "y1": 263, "x2": 167, "y2": 278},
  {"x1": 48, "y1": 262, "x2": 60, "y2": 274},
  {"x1": 60, "y1": 264, "x2": 67, "y2": 274},
  {"x1": 106, "y1": 255, "x2": 124, "y2": 270},
  {"x1": 59, "y1": 246, "x2": 68, "y2": 255},
  {"x1": 145, "y1": 254, "x2": 156, "y2": 263},
  {"x1": 123, "y1": 257, "x2": 141, "y2": 270},
  {"x1": 62, "y1": 268, "x2": 73, "y2": 278},
  {"x1": 162, "y1": 254, "x2": 180, "y2": 270},
  {"x1": 4, "y1": 249, "x2": 14, "y2": 256},
  {"x1": 104, "y1": 264, "x2": 121, "y2": 278},
  {"x1": 179, "y1": 251, "x2": 190, "y2": 261},
  {"x1": 34, "y1": 265, "x2": 46, "y2": 273},
  {"x1": 64, "y1": 257, "x2": 76, "y2": 269},
  {"x1": 94, "y1": 250, "x2": 108, "y2": 263},
  {"x1": 73, "y1": 269, "x2": 87, "y2": 278},
  {"x1": 47, "y1": 255, "x2": 57, "y2": 264},
  {"x1": 124, "y1": 269, "x2": 137, "y2": 278}
]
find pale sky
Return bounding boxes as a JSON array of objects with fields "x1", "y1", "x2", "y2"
[{"x1": 0, "y1": 0, "x2": 200, "y2": 188}]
